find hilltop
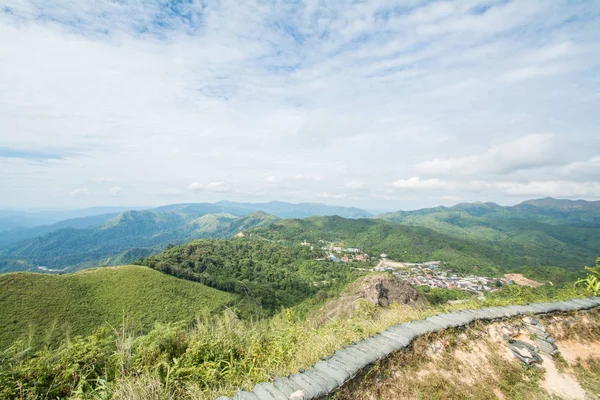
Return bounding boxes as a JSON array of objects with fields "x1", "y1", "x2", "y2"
[
  {"x1": 378, "y1": 197, "x2": 600, "y2": 226},
  {"x1": 0, "y1": 265, "x2": 237, "y2": 348}
]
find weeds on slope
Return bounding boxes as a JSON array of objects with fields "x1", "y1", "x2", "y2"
[{"x1": 0, "y1": 283, "x2": 588, "y2": 399}]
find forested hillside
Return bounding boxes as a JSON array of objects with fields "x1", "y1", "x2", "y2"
[
  {"x1": 374, "y1": 198, "x2": 599, "y2": 278},
  {"x1": 136, "y1": 238, "x2": 358, "y2": 311},
  {"x1": 249, "y1": 215, "x2": 595, "y2": 281},
  {"x1": 1, "y1": 198, "x2": 597, "y2": 278},
  {"x1": 0, "y1": 266, "x2": 237, "y2": 348},
  {"x1": 377, "y1": 197, "x2": 600, "y2": 227}
]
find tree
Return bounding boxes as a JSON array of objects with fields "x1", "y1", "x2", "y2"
[{"x1": 576, "y1": 257, "x2": 600, "y2": 296}]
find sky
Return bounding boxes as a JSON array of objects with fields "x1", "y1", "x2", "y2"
[{"x1": 1, "y1": 0, "x2": 599, "y2": 211}]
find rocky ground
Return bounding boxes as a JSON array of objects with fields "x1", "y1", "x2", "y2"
[
  {"x1": 312, "y1": 274, "x2": 423, "y2": 325},
  {"x1": 334, "y1": 309, "x2": 600, "y2": 400}
]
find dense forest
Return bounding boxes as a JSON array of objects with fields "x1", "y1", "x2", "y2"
[{"x1": 136, "y1": 238, "x2": 359, "y2": 311}]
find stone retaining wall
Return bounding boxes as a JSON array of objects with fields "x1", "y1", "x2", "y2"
[{"x1": 217, "y1": 297, "x2": 600, "y2": 400}]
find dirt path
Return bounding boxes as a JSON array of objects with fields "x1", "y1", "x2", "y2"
[{"x1": 540, "y1": 354, "x2": 586, "y2": 399}]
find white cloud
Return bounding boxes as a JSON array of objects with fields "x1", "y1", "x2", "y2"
[
  {"x1": 205, "y1": 181, "x2": 233, "y2": 193},
  {"x1": 415, "y1": 134, "x2": 562, "y2": 177},
  {"x1": 496, "y1": 180, "x2": 600, "y2": 198},
  {"x1": 0, "y1": 1, "x2": 598, "y2": 210},
  {"x1": 441, "y1": 195, "x2": 462, "y2": 202},
  {"x1": 317, "y1": 192, "x2": 348, "y2": 200},
  {"x1": 499, "y1": 65, "x2": 566, "y2": 83},
  {"x1": 188, "y1": 182, "x2": 204, "y2": 191},
  {"x1": 560, "y1": 157, "x2": 600, "y2": 181},
  {"x1": 389, "y1": 177, "x2": 450, "y2": 190},
  {"x1": 159, "y1": 188, "x2": 184, "y2": 197},
  {"x1": 344, "y1": 180, "x2": 365, "y2": 190},
  {"x1": 109, "y1": 186, "x2": 122, "y2": 197},
  {"x1": 388, "y1": 178, "x2": 600, "y2": 200},
  {"x1": 70, "y1": 188, "x2": 89, "y2": 197}
]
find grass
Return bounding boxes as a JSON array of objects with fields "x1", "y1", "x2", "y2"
[
  {"x1": 0, "y1": 262, "x2": 592, "y2": 399},
  {"x1": 0, "y1": 279, "x2": 590, "y2": 399},
  {"x1": 573, "y1": 358, "x2": 600, "y2": 395},
  {"x1": 0, "y1": 265, "x2": 237, "y2": 348}
]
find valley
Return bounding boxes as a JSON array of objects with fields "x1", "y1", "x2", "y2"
[{"x1": 0, "y1": 198, "x2": 598, "y2": 399}]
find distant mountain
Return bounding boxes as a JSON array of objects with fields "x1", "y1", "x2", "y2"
[
  {"x1": 213, "y1": 200, "x2": 372, "y2": 219},
  {"x1": 0, "y1": 199, "x2": 370, "y2": 273},
  {"x1": 0, "y1": 206, "x2": 137, "y2": 232},
  {"x1": 517, "y1": 197, "x2": 600, "y2": 210},
  {"x1": 0, "y1": 213, "x2": 119, "y2": 247},
  {"x1": 0, "y1": 211, "x2": 279, "y2": 273},
  {"x1": 508, "y1": 197, "x2": 600, "y2": 224},
  {"x1": 1, "y1": 197, "x2": 597, "y2": 277},
  {"x1": 374, "y1": 198, "x2": 599, "y2": 280},
  {"x1": 151, "y1": 200, "x2": 371, "y2": 219},
  {"x1": 378, "y1": 197, "x2": 600, "y2": 225},
  {"x1": 0, "y1": 200, "x2": 368, "y2": 239}
]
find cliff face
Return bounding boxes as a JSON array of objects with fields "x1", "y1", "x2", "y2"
[
  {"x1": 358, "y1": 275, "x2": 420, "y2": 307},
  {"x1": 335, "y1": 309, "x2": 600, "y2": 400},
  {"x1": 313, "y1": 274, "x2": 422, "y2": 324}
]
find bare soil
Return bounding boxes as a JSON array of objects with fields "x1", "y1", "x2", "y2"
[
  {"x1": 313, "y1": 274, "x2": 422, "y2": 324},
  {"x1": 504, "y1": 273, "x2": 544, "y2": 288},
  {"x1": 334, "y1": 309, "x2": 600, "y2": 400}
]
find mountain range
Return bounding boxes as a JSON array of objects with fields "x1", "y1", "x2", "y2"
[{"x1": 0, "y1": 197, "x2": 598, "y2": 275}]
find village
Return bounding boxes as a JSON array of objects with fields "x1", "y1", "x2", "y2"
[
  {"x1": 303, "y1": 240, "x2": 511, "y2": 294},
  {"x1": 387, "y1": 262, "x2": 510, "y2": 294}
]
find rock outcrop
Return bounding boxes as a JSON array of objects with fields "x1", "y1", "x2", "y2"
[{"x1": 314, "y1": 275, "x2": 421, "y2": 324}]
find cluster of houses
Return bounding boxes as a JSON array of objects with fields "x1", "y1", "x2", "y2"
[
  {"x1": 327, "y1": 247, "x2": 371, "y2": 263},
  {"x1": 305, "y1": 240, "x2": 511, "y2": 295},
  {"x1": 388, "y1": 263, "x2": 510, "y2": 293}
]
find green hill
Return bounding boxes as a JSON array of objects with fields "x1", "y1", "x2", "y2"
[
  {"x1": 374, "y1": 200, "x2": 599, "y2": 276},
  {"x1": 378, "y1": 197, "x2": 600, "y2": 227},
  {"x1": 0, "y1": 265, "x2": 237, "y2": 348},
  {"x1": 250, "y1": 217, "x2": 507, "y2": 274}
]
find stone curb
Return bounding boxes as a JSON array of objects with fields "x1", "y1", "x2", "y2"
[{"x1": 218, "y1": 297, "x2": 600, "y2": 400}]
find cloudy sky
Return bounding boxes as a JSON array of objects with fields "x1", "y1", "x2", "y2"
[{"x1": 1, "y1": 0, "x2": 599, "y2": 211}]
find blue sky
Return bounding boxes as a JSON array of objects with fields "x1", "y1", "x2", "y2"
[{"x1": 0, "y1": 0, "x2": 599, "y2": 209}]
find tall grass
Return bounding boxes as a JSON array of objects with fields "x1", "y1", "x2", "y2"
[{"x1": 0, "y1": 283, "x2": 587, "y2": 399}]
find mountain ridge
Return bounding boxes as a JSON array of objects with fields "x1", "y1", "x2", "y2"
[{"x1": 0, "y1": 211, "x2": 280, "y2": 273}]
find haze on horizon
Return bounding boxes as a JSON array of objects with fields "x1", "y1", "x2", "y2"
[{"x1": 1, "y1": 0, "x2": 599, "y2": 210}]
